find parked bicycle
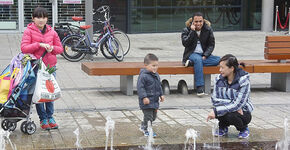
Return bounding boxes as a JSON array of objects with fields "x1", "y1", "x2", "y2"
[
  {"x1": 60, "y1": 14, "x2": 124, "y2": 62},
  {"x1": 54, "y1": 5, "x2": 130, "y2": 61},
  {"x1": 93, "y1": 5, "x2": 130, "y2": 58}
]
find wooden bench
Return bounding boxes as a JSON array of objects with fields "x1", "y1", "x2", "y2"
[
  {"x1": 265, "y1": 36, "x2": 290, "y2": 62},
  {"x1": 264, "y1": 35, "x2": 290, "y2": 91},
  {"x1": 81, "y1": 60, "x2": 290, "y2": 95},
  {"x1": 81, "y1": 61, "x2": 250, "y2": 95},
  {"x1": 81, "y1": 35, "x2": 290, "y2": 95}
]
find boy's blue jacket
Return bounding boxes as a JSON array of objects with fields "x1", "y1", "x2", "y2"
[
  {"x1": 137, "y1": 69, "x2": 163, "y2": 109},
  {"x1": 211, "y1": 68, "x2": 254, "y2": 117}
]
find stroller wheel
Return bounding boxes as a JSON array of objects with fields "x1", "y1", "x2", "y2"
[
  {"x1": 1, "y1": 120, "x2": 8, "y2": 130},
  {"x1": 20, "y1": 121, "x2": 27, "y2": 133},
  {"x1": 1, "y1": 120, "x2": 17, "y2": 131},
  {"x1": 25, "y1": 122, "x2": 36, "y2": 135}
]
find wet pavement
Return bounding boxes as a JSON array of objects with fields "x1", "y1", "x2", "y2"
[{"x1": 0, "y1": 31, "x2": 290, "y2": 149}]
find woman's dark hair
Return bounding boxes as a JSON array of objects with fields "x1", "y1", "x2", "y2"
[
  {"x1": 219, "y1": 54, "x2": 245, "y2": 73},
  {"x1": 32, "y1": 7, "x2": 48, "y2": 18},
  {"x1": 32, "y1": 7, "x2": 48, "y2": 34}
]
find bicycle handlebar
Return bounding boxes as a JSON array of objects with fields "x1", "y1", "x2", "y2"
[
  {"x1": 92, "y1": 17, "x2": 111, "y2": 24},
  {"x1": 55, "y1": 22, "x2": 72, "y2": 26}
]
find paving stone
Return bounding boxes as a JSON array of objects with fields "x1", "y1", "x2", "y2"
[{"x1": 1, "y1": 32, "x2": 290, "y2": 149}]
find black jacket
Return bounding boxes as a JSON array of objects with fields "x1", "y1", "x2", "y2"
[
  {"x1": 181, "y1": 18, "x2": 215, "y2": 64},
  {"x1": 137, "y1": 69, "x2": 163, "y2": 110}
]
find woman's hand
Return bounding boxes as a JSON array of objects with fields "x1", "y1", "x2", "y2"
[
  {"x1": 40, "y1": 43, "x2": 53, "y2": 52},
  {"x1": 237, "y1": 109, "x2": 243, "y2": 115},
  {"x1": 207, "y1": 110, "x2": 216, "y2": 122},
  {"x1": 46, "y1": 46, "x2": 54, "y2": 53},
  {"x1": 40, "y1": 43, "x2": 49, "y2": 49}
]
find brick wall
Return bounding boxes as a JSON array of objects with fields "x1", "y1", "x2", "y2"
[
  {"x1": 24, "y1": 0, "x2": 52, "y2": 26},
  {"x1": 57, "y1": 0, "x2": 85, "y2": 23},
  {"x1": 0, "y1": 0, "x2": 86, "y2": 30},
  {"x1": 0, "y1": 1, "x2": 19, "y2": 27}
]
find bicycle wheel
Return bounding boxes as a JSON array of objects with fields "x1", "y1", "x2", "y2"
[
  {"x1": 112, "y1": 30, "x2": 130, "y2": 56},
  {"x1": 108, "y1": 37, "x2": 124, "y2": 62},
  {"x1": 98, "y1": 36, "x2": 114, "y2": 59},
  {"x1": 62, "y1": 35, "x2": 86, "y2": 62}
]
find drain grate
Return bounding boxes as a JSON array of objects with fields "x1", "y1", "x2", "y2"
[{"x1": 139, "y1": 47, "x2": 163, "y2": 50}]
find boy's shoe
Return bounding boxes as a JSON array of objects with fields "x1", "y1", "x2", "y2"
[
  {"x1": 144, "y1": 131, "x2": 157, "y2": 138},
  {"x1": 214, "y1": 127, "x2": 228, "y2": 137},
  {"x1": 139, "y1": 124, "x2": 145, "y2": 133},
  {"x1": 197, "y1": 86, "x2": 205, "y2": 97},
  {"x1": 48, "y1": 118, "x2": 59, "y2": 129},
  {"x1": 152, "y1": 132, "x2": 157, "y2": 137},
  {"x1": 40, "y1": 119, "x2": 51, "y2": 130},
  {"x1": 184, "y1": 60, "x2": 193, "y2": 67},
  {"x1": 238, "y1": 128, "x2": 250, "y2": 139}
]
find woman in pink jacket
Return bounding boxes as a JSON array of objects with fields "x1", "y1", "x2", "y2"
[{"x1": 21, "y1": 7, "x2": 63, "y2": 130}]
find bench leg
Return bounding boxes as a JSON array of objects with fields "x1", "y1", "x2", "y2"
[
  {"x1": 271, "y1": 73, "x2": 290, "y2": 92},
  {"x1": 193, "y1": 74, "x2": 211, "y2": 94},
  {"x1": 120, "y1": 75, "x2": 133, "y2": 95},
  {"x1": 204, "y1": 74, "x2": 211, "y2": 94}
]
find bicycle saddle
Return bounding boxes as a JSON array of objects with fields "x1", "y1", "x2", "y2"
[
  {"x1": 80, "y1": 25, "x2": 92, "y2": 30},
  {"x1": 72, "y1": 16, "x2": 83, "y2": 21}
]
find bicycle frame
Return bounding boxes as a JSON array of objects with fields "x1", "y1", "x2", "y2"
[{"x1": 72, "y1": 20, "x2": 116, "y2": 54}]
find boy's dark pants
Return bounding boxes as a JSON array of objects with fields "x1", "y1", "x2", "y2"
[
  {"x1": 142, "y1": 108, "x2": 157, "y2": 131},
  {"x1": 216, "y1": 111, "x2": 252, "y2": 131}
]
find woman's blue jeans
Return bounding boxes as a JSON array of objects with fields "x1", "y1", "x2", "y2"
[
  {"x1": 188, "y1": 53, "x2": 220, "y2": 87},
  {"x1": 36, "y1": 68, "x2": 56, "y2": 121}
]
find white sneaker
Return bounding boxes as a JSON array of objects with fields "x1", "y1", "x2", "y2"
[
  {"x1": 197, "y1": 86, "x2": 205, "y2": 97},
  {"x1": 184, "y1": 60, "x2": 191, "y2": 67}
]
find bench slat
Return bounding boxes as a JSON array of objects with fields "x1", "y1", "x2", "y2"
[
  {"x1": 254, "y1": 62, "x2": 290, "y2": 73},
  {"x1": 266, "y1": 36, "x2": 290, "y2": 42},
  {"x1": 81, "y1": 61, "x2": 255, "y2": 76},
  {"x1": 264, "y1": 54, "x2": 290, "y2": 60},
  {"x1": 265, "y1": 48, "x2": 290, "y2": 54},
  {"x1": 265, "y1": 42, "x2": 290, "y2": 48}
]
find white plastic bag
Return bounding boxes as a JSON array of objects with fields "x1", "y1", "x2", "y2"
[{"x1": 32, "y1": 61, "x2": 61, "y2": 103}]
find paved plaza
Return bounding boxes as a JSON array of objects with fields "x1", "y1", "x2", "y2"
[{"x1": 0, "y1": 31, "x2": 290, "y2": 149}]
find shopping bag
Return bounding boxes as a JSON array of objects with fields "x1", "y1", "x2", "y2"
[
  {"x1": 32, "y1": 61, "x2": 61, "y2": 103},
  {"x1": 0, "y1": 68, "x2": 19, "y2": 104}
]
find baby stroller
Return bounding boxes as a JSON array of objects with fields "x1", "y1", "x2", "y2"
[{"x1": 0, "y1": 53, "x2": 42, "y2": 135}]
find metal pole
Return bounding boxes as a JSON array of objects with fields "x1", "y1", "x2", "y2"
[
  {"x1": 261, "y1": 0, "x2": 274, "y2": 32},
  {"x1": 51, "y1": 0, "x2": 58, "y2": 28},
  {"x1": 288, "y1": 7, "x2": 290, "y2": 34},
  {"x1": 275, "y1": 6, "x2": 278, "y2": 32},
  {"x1": 18, "y1": 0, "x2": 24, "y2": 32}
]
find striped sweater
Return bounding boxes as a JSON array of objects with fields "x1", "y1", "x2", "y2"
[{"x1": 211, "y1": 68, "x2": 254, "y2": 117}]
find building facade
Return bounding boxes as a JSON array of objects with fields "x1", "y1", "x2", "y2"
[{"x1": 0, "y1": 0, "x2": 284, "y2": 33}]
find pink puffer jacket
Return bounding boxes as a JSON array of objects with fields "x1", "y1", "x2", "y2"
[{"x1": 21, "y1": 23, "x2": 63, "y2": 67}]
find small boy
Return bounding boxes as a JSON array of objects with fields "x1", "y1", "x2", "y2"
[{"x1": 137, "y1": 53, "x2": 165, "y2": 137}]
